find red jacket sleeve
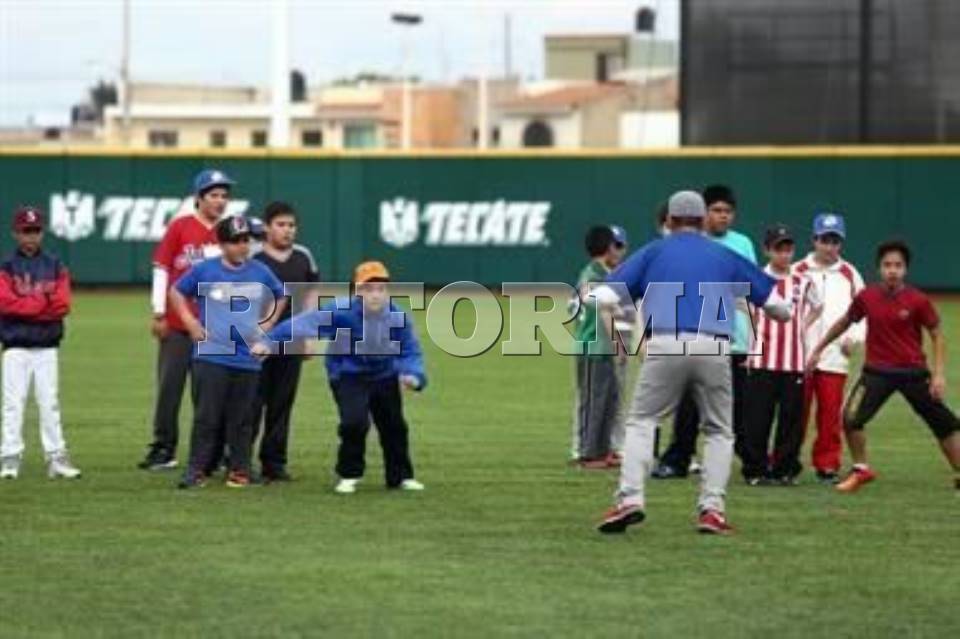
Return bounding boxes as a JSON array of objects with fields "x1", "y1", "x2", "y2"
[
  {"x1": 36, "y1": 266, "x2": 71, "y2": 321},
  {"x1": 0, "y1": 270, "x2": 48, "y2": 318}
]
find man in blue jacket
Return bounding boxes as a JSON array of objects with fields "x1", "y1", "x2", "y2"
[
  {"x1": 593, "y1": 191, "x2": 791, "y2": 535},
  {"x1": 260, "y1": 260, "x2": 426, "y2": 494}
]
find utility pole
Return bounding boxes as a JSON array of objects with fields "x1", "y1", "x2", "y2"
[
  {"x1": 504, "y1": 13, "x2": 513, "y2": 77},
  {"x1": 392, "y1": 13, "x2": 423, "y2": 150},
  {"x1": 270, "y1": 0, "x2": 291, "y2": 148},
  {"x1": 120, "y1": 0, "x2": 131, "y2": 144}
]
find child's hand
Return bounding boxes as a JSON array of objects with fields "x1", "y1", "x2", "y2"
[
  {"x1": 185, "y1": 320, "x2": 206, "y2": 343},
  {"x1": 400, "y1": 374, "x2": 420, "y2": 391},
  {"x1": 250, "y1": 342, "x2": 273, "y2": 360}
]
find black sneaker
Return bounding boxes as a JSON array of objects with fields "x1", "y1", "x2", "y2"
[
  {"x1": 137, "y1": 446, "x2": 178, "y2": 471},
  {"x1": 262, "y1": 467, "x2": 293, "y2": 483},
  {"x1": 816, "y1": 470, "x2": 840, "y2": 485},
  {"x1": 744, "y1": 476, "x2": 770, "y2": 487},
  {"x1": 651, "y1": 462, "x2": 688, "y2": 480},
  {"x1": 775, "y1": 475, "x2": 800, "y2": 487}
]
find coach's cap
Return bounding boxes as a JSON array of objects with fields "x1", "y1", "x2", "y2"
[
  {"x1": 668, "y1": 190, "x2": 706, "y2": 219},
  {"x1": 764, "y1": 224, "x2": 794, "y2": 248},
  {"x1": 354, "y1": 260, "x2": 390, "y2": 284},
  {"x1": 609, "y1": 225, "x2": 628, "y2": 246},
  {"x1": 12, "y1": 205, "x2": 44, "y2": 231},
  {"x1": 216, "y1": 215, "x2": 251, "y2": 242},
  {"x1": 813, "y1": 212, "x2": 846, "y2": 239},
  {"x1": 193, "y1": 169, "x2": 236, "y2": 195}
]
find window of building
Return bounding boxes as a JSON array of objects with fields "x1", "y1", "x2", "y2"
[
  {"x1": 522, "y1": 120, "x2": 554, "y2": 147},
  {"x1": 344, "y1": 124, "x2": 377, "y2": 148},
  {"x1": 490, "y1": 126, "x2": 501, "y2": 147},
  {"x1": 209, "y1": 130, "x2": 227, "y2": 148},
  {"x1": 148, "y1": 130, "x2": 179, "y2": 148},
  {"x1": 301, "y1": 129, "x2": 323, "y2": 147},
  {"x1": 251, "y1": 130, "x2": 268, "y2": 147}
]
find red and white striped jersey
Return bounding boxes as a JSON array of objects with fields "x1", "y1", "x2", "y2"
[{"x1": 751, "y1": 266, "x2": 823, "y2": 373}]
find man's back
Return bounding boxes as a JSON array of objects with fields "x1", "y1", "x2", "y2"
[{"x1": 610, "y1": 232, "x2": 774, "y2": 338}]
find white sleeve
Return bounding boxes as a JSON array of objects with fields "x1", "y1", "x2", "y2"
[
  {"x1": 151, "y1": 266, "x2": 169, "y2": 315},
  {"x1": 591, "y1": 284, "x2": 621, "y2": 309},
  {"x1": 843, "y1": 266, "x2": 867, "y2": 345}
]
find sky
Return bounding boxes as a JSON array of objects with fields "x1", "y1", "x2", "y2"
[{"x1": 0, "y1": 0, "x2": 679, "y2": 127}]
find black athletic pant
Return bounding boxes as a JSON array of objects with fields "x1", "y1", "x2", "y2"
[
  {"x1": 187, "y1": 361, "x2": 259, "y2": 476},
  {"x1": 742, "y1": 369, "x2": 805, "y2": 479},
  {"x1": 660, "y1": 354, "x2": 748, "y2": 470},
  {"x1": 331, "y1": 375, "x2": 414, "y2": 487},
  {"x1": 250, "y1": 356, "x2": 304, "y2": 473},
  {"x1": 843, "y1": 367, "x2": 960, "y2": 440},
  {"x1": 150, "y1": 330, "x2": 193, "y2": 453}
]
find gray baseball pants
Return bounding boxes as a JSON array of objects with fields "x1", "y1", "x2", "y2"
[{"x1": 617, "y1": 341, "x2": 734, "y2": 513}]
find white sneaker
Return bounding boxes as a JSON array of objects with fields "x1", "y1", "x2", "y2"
[
  {"x1": 688, "y1": 460, "x2": 703, "y2": 475},
  {"x1": 334, "y1": 478, "x2": 359, "y2": 494},
  {"x1": 400, "y1": 478, "x2": 425, "y2": 491},
  {"x1": 47, "y1": 453, "x2": 81, "y2": 479},
  {"x1": 0, "y1": 455, "x2": 20, "y2": 479}
]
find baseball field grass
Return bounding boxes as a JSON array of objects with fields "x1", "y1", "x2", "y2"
[{"x1": 0, "y1": 291, "x2": 957, "y2": 638}]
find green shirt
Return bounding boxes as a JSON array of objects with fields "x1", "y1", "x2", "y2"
[{"x1": 574, "y1": 260, "x2": 613, "y2": 355}]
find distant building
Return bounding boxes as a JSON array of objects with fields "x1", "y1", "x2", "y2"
[
  {"x1": 100, "y1": 81, "x2": 468, "y2": 150},
  {"x1": 497, "y1": 77, "x2": 678, "y2": 149},
  {"x1": 545, "y1": 34, "x2": 677, "y2": 83}
]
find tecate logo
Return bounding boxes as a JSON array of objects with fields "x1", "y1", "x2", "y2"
[
  {"x1": 48, "y1": 191, "x2": 249, "y2": 242},
  {"x1": 380, "y1": 198, "x2": 550, "y2": 249}
]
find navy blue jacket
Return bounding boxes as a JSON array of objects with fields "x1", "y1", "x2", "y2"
[{"x1": 0, "y1": 249, "x2": 71, "y2": 348}]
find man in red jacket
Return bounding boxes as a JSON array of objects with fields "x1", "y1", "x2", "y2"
[
  {"x1": 0, "y1": 206, "x2": 79, "y2": 480},
  {"x1": 138, "y1": 169, "x2": 234, "y2": 470}
]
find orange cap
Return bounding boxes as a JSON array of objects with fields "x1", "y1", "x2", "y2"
[{"x1": 354, "y1": 260, "x2": 390, "y2": 284}]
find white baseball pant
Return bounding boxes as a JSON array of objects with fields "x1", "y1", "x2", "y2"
[{"x1": 1, "y1": 347, "x2": 67, "y2": 458}]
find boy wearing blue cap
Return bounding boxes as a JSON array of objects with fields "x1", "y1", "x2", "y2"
[
  {"x1": 570, "y1": 225, "x2": 629, "y2": 468},
  {"x1": 794, "y1": 212, "x2": 865, "y2": 483},
  {"x1": 139, "y1": 169, "x2": 235, "y2": 471}
]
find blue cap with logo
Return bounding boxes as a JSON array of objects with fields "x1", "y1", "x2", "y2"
[
  {"x1": 813, "y1": 212, "x2": 846, "y2": 239},
  {"x1": 609, "y1": 225, "x2": 628, "y2": 246},
  {"x1": 193, "y1": 169, "x2": 236, "y2": 195}
]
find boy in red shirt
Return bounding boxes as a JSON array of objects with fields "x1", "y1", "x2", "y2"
[
  {"x1": 138, "y1": 169, "x2": 234, "y2": 470},
  {"x1": 807, "y1": 240, "x2": 960, "y2": 493}
]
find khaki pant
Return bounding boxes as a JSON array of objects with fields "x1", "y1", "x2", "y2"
[{"x1": 617, "y1": 340, "x2": 733, "y2": 513}]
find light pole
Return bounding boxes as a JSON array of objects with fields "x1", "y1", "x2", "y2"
[
  {"x1": 120, "y1": 0, "x2": 131, "y2": 144},
  {"x1": 391, "y1": 12, "x2": 423, "y2": 150},
  {"x1": 271, "y1": 0, "x2": 291, "y2": 148}
]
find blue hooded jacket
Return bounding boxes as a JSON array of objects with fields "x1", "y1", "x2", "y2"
[{"x1": 269, "y1": 297, "x2": 427, "y2": 389}]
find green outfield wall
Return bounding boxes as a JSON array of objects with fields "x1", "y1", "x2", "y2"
[{"x1": 0, "y1": 148, "x2": 957, "y2": 288}]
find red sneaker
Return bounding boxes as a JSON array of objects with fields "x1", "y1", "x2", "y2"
[
  {"x1": 225, "y1": 470, "x2": 251, "y2": 488},
  {"x1": 579, "y1": 458, "x2": 611, "y2": 470},
  {"x1": 597, "y1": 503, "x2": 645, "y2": 534},
  {"x1": 697, "y1": 509, "x2": 734, "y2": 535},
  {"x1": 604, "y1": 452, "x2": 622, "y2": 468},
  {"x1": 836, "y1": 466, "x2": 877, "y2": 493}
]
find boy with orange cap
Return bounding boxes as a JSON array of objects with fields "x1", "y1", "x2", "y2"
[{"x1": 260, "y1": 260, "x2": 427, "y2": 494}]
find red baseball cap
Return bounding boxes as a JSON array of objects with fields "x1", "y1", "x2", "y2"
[{"x1": 13, "y1": 206, "x2": 44, "y2": 231}]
